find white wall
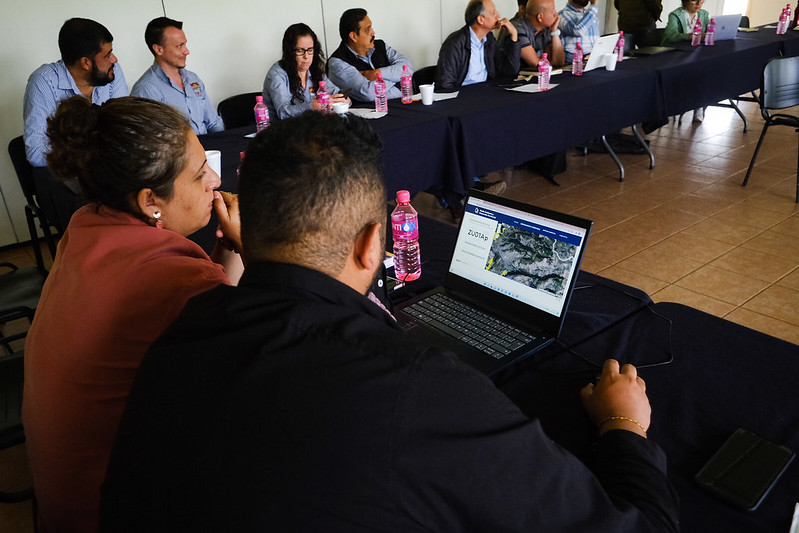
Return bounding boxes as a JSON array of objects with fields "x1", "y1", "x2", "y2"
[{"x1": 0, "y1": 0, "x2": 617, "y2": 247}]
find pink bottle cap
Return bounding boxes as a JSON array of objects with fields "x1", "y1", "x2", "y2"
[{"x1": 396, "y1": 190, "x2": 410, "y2": 203}]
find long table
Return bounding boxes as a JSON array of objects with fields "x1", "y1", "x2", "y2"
[
  {"x1": 394, "y1": 215, "x2": 799, "y2": 532},
  {"x1": 199, "y1": 27, "x2": 799, "y2": 205}
]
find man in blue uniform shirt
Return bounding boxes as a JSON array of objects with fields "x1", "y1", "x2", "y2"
[
  {"x1": 131, "y1": 17, "x2": 224, "y2": 135},
  {"x1": 327, "y1": 8, "x2": 412, "y2": 103},
  {"x1": 23, "y1": 17, "x2": 127, "y2": 231}
]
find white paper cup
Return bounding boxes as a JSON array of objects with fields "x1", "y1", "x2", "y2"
[
  {"x1": 332, "y1": 102, "x2": 349, "y2": 114},
  {"x1": 205, "y1": 150, "x2": 222, "y2": 177},
  {"x1": 605, "y1": 54, "x2": 617, "y2": 71},
  {"x1": 420, "y1": 84, "x2": 435, "y2": 105}
]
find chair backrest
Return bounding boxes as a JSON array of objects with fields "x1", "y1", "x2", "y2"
[
  {"x1": 8, "y1": 136, "x2": 36, "y2": 203},
  {"x1": 761, "y1": 55, "x2": 799, "y2": 111},
  {"x1": 644, "y1": 28, "x2": 665, "y2": 47},
  {"x1": 412, "y1": 66, "x2": 436, "y2": 93},
  {"x1": 217, "y1": 92, "x2": 261, "y2": 129},
  {"x1": 740, "y1": 15, "x2": 750, "y2": 29}
]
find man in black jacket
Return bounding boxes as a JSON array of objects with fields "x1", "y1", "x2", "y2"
[
  {"x1": 436, "y1": 0, "x2": 521, "y2": 91},
  {"x1": 101, "y1": 112, "x2": 679, "y2": 532}
]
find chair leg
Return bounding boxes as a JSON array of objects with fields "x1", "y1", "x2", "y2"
[
  {"x1": 742, "y1": 123, "x2": 770, "y2": 187},
  {"x1": 795, "y1": 130, "x2": 799, "y2": 203},
  {"x1": 24, "y1": 207, "x2": 46, "y2": 273}
]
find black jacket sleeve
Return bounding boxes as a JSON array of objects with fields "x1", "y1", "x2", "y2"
[{"x1": 392, "y1": 350, "x2": 680, "y2": 531}]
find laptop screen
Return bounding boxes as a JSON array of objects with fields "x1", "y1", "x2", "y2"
[{"x1": 449, "y1": 195, "x2": 589, "y2": 318}]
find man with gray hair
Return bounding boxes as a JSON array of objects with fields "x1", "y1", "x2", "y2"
[
  {"x1": 436, "y1": 0, "x2": 521, "y2": 91},
  {"x1": 503, "y1": 0, "x2": 566, "y2": 68}
]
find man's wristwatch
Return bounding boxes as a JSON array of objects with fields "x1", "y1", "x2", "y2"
[{"x1": 551, "y1": 29, "x2": 561, "y2": 37}]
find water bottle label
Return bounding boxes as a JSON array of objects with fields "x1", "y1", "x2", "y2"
[{"x1": 393, "y1": 220, "x2": 418, "y2": 240}]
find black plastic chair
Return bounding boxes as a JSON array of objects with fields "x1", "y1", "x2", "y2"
[
  {"x1": 8, "y1": 136, "x2": 58, "y2": 266},
  {"x1": 412, "y1": 66, "x2": 436, "y2": 93},
  {"x1": 742, "y1": 55, "x2": 799, "y2": 201},
  {"x1": 0, "y1": 260, "x2": 43, "y2": 505},
  {"x1": 217, "y1": 92, "x2": 261, "y2": 129}
]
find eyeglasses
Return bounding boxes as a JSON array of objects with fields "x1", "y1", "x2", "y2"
[{"x1": 294, "y1": 47, "x2": 315, "y2": 57}]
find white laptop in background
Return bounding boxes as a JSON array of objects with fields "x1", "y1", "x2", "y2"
[
  {"x1": 584, "y1": 34, "x2": 621, "y2": 72},
  {"x1": 713, "y1": 14, "x2": 743, "y2": 41}
]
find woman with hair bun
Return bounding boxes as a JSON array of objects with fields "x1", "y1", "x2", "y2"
[
  {"x1": 23, "y1": 95, "x2": 243, "y2": 533},
  {"x1": 263, "y1": 22, "x2": 349, "y2": 119}
]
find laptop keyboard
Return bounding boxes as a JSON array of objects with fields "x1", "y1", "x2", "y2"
[{"x1": 402, "y1": 293, "x2": 538, "y2": 359}]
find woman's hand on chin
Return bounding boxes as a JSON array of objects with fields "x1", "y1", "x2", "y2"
[{"x1": 213, "y1": 191, "x2": 242, "y2": 254}]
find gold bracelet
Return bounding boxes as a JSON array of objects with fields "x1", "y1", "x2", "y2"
[{"x1": 599, "y1": 416, "x2": 647, "y2": 438}]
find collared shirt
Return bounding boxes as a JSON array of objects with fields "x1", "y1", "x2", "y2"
[
  {"x1": 327, "y1": 44, "x2": 410, "y2": 102},
  {"x1": 262, "y1": 61, "x2": 340, "y2": 120},
  {"x1": 559, "y1": 3, "x2": 600, "y2": 62},
  {"x1": 23, "y1": 60, "x2": 128, "y2": 167},
  {"x1": 463, "y1": 27, "x2": 488, "y2": 86},
  {"x1": 131, "y1": 62, "x2": 224, "y2": 136},
  {"x1": 510, "y1": 15, "x2": 552, "y2": 59}
]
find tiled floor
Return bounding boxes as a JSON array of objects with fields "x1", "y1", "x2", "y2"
[{"x1": 0, "y1": 99, "x2": 798, "y2": 531}]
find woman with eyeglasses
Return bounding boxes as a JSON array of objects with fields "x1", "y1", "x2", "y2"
[
  {"x1": 661, "y1": 0, "x2": 709, "y2": 44},
  {"x1": 263, "y1": 23, "x2": 350, "y2": 120}
]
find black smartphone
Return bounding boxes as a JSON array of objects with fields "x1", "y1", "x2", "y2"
[{"x1": 695, "y1": 428, "x2": 795, "y2": 511}]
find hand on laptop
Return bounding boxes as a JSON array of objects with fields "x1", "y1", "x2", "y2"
[{"x1": 580, "y1": 359, "x2": 651, "y2": 439}]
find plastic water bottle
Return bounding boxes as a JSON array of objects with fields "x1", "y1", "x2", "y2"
[
  {"x1": 538, "y1": 53, "x2": 551, "y2": 91},
  {"x1": 572, "y1": 41, "x2": 584, "y2": 76},
  {"x1": 705, "y1": 18, "x2": 716, "y2": 45},
  {"x1": 391, "y1": 190, "x2": 421, "y2": 281},
  {"x1": 615, "y1": 31, "x2": 625, "y2": 62},
  {"x1": 316, "y1": 80, "x2": 331, "y2": 113},
  {"x1": 691, "y1": 18, "x2": 703, "y2": 46},
  {"x1": 777, "y1": 7, "x2": 789, "y2": 34},
  {"x1": 375, "y1": 72, "x2": 388, "y2": 113},
  {"x1": 786, "y1": 3, "x2": 793, "y2": 25},
  {"x1": 254, "y1": 96, "x2": 270, "y2": 132},
  {"x1": 400, "y1": 65, "x2": 413, "y2": 104}
]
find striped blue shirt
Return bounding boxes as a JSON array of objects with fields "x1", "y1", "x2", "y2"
[
  {"x1": 559, "y1": 3, "x2": 600, "y2": 63},
  {"x1": 23, "y1": 60, "x2": 128, "y2": 167}
]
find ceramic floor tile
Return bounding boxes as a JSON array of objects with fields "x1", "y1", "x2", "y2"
[
  {"x1": 682, "y1": 217, "x2": 763, "y2": 245},
  {"x1": 595, "y1": 265, "x2": 669, "y2": 296},
  {"x1": 651, "y1": 284, "x2": 736, "y2": 317},
  {"x1": 742, "y1": 285, "x2": 799, "y2": 327},
  {"x1": 675, "y1": 265, "x2": 770, "y2": 306},
  {"x1": 647, "y1": 232, "x2": 735, "y2": 263},
  {"x1": 776, "y1": 268, "x2": 799, "y2": 291},
  {"x1": 710, "y1": 247, "x2": 798, "y2": 283},
  {"x1": 616, "y1": 247, "x2": 704, "y2": 283},
  {"x1": 741, "y1": 230, "x2": 799, "y2": 263},
  {"x1": 710, "y1": 204, "x2": 788, "y2": 231},
  {"x1": 724, "y1": 308, "x2": 799, "y2": 346}
]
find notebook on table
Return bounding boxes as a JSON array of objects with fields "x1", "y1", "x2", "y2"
[{"x1": 394, "y1": 190, "x2": 593, "y2": 376}]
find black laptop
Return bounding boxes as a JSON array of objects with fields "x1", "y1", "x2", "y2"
[{"x1": 395, "y1": 190, "x2": 593, "y2": 376}]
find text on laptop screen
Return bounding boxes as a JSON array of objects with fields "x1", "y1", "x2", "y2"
[{"x1": 449, "y1": 197, "x2": 587, "y2": 317}]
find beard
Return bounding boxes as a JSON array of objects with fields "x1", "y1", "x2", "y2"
[
  {"x1": 89, "y1": 61, "x2": 114, "y2": 86},
  {"x1": 573, "y1": 0, "x2": 590, "y2": 7}
]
